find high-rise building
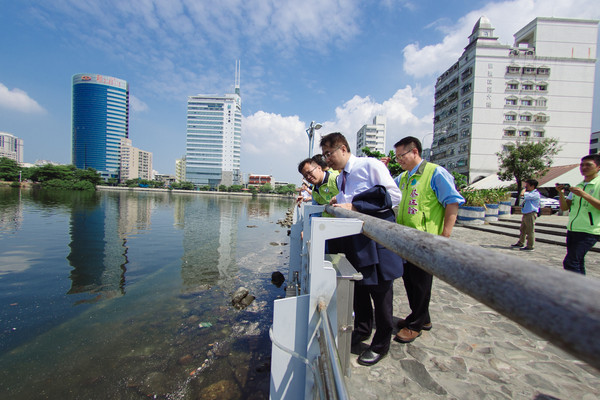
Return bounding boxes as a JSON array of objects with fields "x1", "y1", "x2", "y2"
[
  {"x1": 356, "y1": 115, "x2": 386, "y2": 156},
  {"x1": 119, "y1": 138, "x2": 153, "y2": 181},
  {"x1": 0, "y1": 132, "x2": 24, "y2": 163},
  {"x1": 432, "y1": 17, "x2": 598, "y2": 182},
  {"x1": 72, "y1": 73, "x2": 129, "y2": 180},
  {"x1": 185, "y1": 63, "x2": 242, "y2": 187},
  {"x1": 175, "y1": 156, "x2": 186, "y2": 183}
]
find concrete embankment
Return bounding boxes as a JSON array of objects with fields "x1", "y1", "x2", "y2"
[{"x1": 346, "y1": 214, "x2": 600, "y2": 399}]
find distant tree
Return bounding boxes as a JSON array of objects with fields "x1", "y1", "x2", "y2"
[
  {"x1": 275, "y1": 183, "x2": 296, "y2": 195},
  {"x1": 198, "y1": 185, "x2": 211, "y2": 191},
  {"x1": 171, "y1": 181, "x2": 194, "y2": 190},
  {"x1": 228, "y1": 184, "x2": 243, "y2": 192},
  {"x1": 0, "y1": 157, "x2": 21, "y2": 181},
  {"x1": 106, "y1": 178, "x2": 118, "y2": 186},
  {"x1": 74, "y1": 168, "x2": 102, "y2": 185},
  {"x1": 496, "y1": 138, "x2": 561, "y2": 194},
  {"x1": 361, "y1": 147, "x2": 403, "y2": 178},
  {"x1": 218, "y1": 184, "x2": 227, "y2": 192},
  {"x1": 259, "y1": 183, "x2": 273, "y2": 193}
]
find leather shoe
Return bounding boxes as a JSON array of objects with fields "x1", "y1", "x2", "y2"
[
  {"x1": 511, "y1": 242, "x2": 523, "y2": 247},
  {"x1": 351, "y1": 332, "x2": 370, "y2": 347},
  {"x1": 393, "y1": 327, "x2": 422, "y2": 343},
  {"x1": 397, "y1": 318, "x2": 432, "y2": 331},
  {"x1": 357, "y1": 349, "x2": 387, "y2": 366}
]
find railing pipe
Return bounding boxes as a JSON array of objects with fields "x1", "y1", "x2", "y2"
[
  {"x1": 317, "y1": 301, "x2": 350, "y2": 400},
  {"x1": 325, "y1": 205, "x2": 600, "y2": 371}
]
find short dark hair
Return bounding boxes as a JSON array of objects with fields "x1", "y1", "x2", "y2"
[
  {"x1": 394, "y1": 136, "x2": 422, "y2": 156},
  {"x1": 319, "y1": 132, "x2": 351, "y2": 154},
  {"x1": 311, "y1": 154, "x2": 328, "y2": 169},
  {"x1": 297, "y1": 158, "x2": 315, "y2": 174},
  {"x1": 582, "y1": 154, "x2": 600, "y2": 166},
  {"x1": 525, "y1": 179, "x2": 538, "y2": 188}
]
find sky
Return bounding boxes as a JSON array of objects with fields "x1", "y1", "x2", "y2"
[{"x1": 1, "y1": 0, "x2": 599, "y2": 184}]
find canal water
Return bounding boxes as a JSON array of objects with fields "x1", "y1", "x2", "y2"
[{"x1": 0, "y1": 188, "x2": 293, "y2": 399}]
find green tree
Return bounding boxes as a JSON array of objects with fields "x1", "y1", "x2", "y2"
[
  {"x1": 496, "y1": 138, "x2": 561, "y2": 194},
  {"x1": 0, "y1": 157, "x2": 21, "y2": 181},
  {"x1": 228, "y1": 184, "x2": 243, "y2": 192},
  {"x1": 259, "y1": 183, "x2": 273, "y2": 193},
  {"x1": 361, "y1": 147, "x2": 403, "y2": 177},
  {"x1": 218, "y1": 184, "x2": 227, "y2": 192},
  {"x1": 275, "y1": 183, "x2": 296, "y2": 195},
  {"x1": 451, "y1": 171, "x2": 468, "y2": 190}
]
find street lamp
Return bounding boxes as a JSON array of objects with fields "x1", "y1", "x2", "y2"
[{"x1": 306, "y1": 121, "x2": 322, "y2": 157}]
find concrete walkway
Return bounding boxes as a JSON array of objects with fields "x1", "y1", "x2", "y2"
[{"x1": 346, "y1": 215, "x2": 600, "y2": 400}]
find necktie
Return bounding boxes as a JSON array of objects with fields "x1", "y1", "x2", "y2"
[{"x1": 340, "y1": 171, "x2": 347, "y2": 193}]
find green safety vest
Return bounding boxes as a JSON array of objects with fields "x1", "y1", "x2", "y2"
[
  {"x1": 568, "y1": 175, "x2": 600, "y2": 235},
  {"x1": 396, "y1": 161, "x2": 445, "y2": 235},
  {"x1": 311, "y1": 170, "x2": 340, "y2": 217}
]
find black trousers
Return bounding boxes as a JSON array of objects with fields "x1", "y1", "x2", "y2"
[
  {"x1": 353, "y1": 279, "x2": 394, "y2": 354},
  {"x1": 402, "y1": 261, "x2": 433, "y2": 331}
]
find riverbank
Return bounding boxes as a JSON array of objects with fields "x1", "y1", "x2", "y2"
[{"x1": 96, "y1": 185, "x2": 295, "y2": 199}]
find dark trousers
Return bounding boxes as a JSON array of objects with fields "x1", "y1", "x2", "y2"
[
  {"x1": 353, "y1": 279, "x2": 393, "y2": 355},
  {"x1": 563, "y1": 230, "x2": 599, "y2": 275},
  {"x1": 402, "y1": 261, "x2": 433, "y2": 331}
]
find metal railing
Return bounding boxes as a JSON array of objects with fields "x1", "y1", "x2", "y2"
[{"x1": 324, "y1": 205, "x2": 600, "y2": 371}]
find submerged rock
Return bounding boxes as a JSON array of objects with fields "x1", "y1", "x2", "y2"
[
  {"x1": 271, "y1": 271, "x2": 285, "y2": 287},
  {"x1": 231, "y1": 287, "x2": 255, "y2": 309}
]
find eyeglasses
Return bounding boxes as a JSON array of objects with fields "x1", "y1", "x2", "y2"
[
  {"x1": 302, "y1": 165, "x2": 319, "y2": 179},
  {"x1": 323, "y1": 146, "x2": 342, "y2": 159},
  {"x1": 395, "y1": 148, "x2": 414, "y2": 161}
]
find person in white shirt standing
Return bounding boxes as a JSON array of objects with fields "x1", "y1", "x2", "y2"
[{"x1": 320, "y1": 132, "x2": 403, "y2": 366}]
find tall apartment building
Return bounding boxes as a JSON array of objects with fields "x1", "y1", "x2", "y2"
[
  {"x1": 0, "y1": 132, "x2": 24, "y2": 163},
  {"x1": 432, "y1": 17, "x2": 598, "y2": 182},
  {"x1": 175, "y1": 156, "x2": 186, "y2": 183},
  {"x1": 356, "y1": 115, "x2": 386, "y2": 156},
  {"x1": 185, "y1": 64, "x2": 242, "y2": 187},
  {"x1": 119, "y1": 138, "x2": 153, "y2": 181},
  {"x1": 72, "y1": 73, "x2": 129, "y2": 180}
]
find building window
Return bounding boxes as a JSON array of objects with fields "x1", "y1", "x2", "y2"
[
  {"x1": 505, "y1": 113, "x2": 517, "y2": 121},
  {"x1": 505, "y1": 98, "x2": 517, "y2": 105},
  {"x1": 535, "y1": 98, "x2": 547, "y2": 107},
  {"x1": 504, "y1": 128, "x2": 516, "y2": 137},
  {"x1": 533, "y1": 131, "x2": 544, "y2": 138},
  {"x1": 461, "y1": 82, "x2": 472, "y2": 95},
  {"x1": 534, "y1": 113, "x2": 549, "y2": 123},
  {"x1": 522, "y1": 67, "x2": 536, "y2": 75},
  {"x1": 519, "y1": 130, "x2": 530, "y2": 137},
  {"x1": 462, "y1": 99, "x2": 471, "y2": 109},
  {"x1": 520, "y1": 114, "x2": 532, "y2": 122},
  {"x1": 591, "y1": 149, "x2": 598, "y2": 154},
  {"x1": 506, "y1": 82, "x2": 519, "y2": 90},
  {"x1": 461, "y1": 114, "x2": 471, "y2": 124},
  {"x1": 461, "y1": 129, "x2": 470, "y2": 138},
  {"x1": 506, "y1": 66, "x2": 521, "y2": 74},
  {"x1": 521, "y1": 99, "x2": 533, "y2": 106},
  {"x1": 591, "y1": 138, "x2": 599, "y2": 144},
  {"x1": 522, "y1": 83, "x2": 533, "y2": 91},
  {"x1": 536, "y1": 84, "x2": 548, "y2": 91},
  {"x1": 537, "y1": 67, "x2": 550, "y2": 75}
]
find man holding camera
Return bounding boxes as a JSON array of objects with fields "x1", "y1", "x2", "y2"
[{"x1": 556, "y1": 154, "x2": 600, "y2": 275}]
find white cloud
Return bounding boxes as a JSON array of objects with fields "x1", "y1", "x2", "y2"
[
  {"x1": 0, "y1": 83, "x2": 46, "y2": 114},
  {"x1": 242, "y1": 86, "x2": 434, "y2": 182},
  {"x1": 129, "y1": 95, "x2": 148, "y2": 113},
  {"x1": 403, "y1": 0, "x2": 600, "y2": 79}
]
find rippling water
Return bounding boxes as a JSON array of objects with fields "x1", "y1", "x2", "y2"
[{"x1": 0, "y1": 188, "x2": 292, "y2": 399}]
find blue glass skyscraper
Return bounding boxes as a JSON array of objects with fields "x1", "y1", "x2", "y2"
[{"x1": 72, "y1": 73, "x2": 129, "y2": 180}]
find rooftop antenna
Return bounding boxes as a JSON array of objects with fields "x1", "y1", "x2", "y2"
[{"x1": 235, "y1": 60, "x2": 241, "y2": 95}]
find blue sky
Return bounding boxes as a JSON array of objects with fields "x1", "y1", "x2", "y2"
[{"x1": 1, "y1": 0, "x2": 599, "y2": 184}]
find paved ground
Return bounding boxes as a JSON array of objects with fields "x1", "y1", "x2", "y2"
[{"x1": 345, "y1": 214, "x2": 600, "y2": 400}]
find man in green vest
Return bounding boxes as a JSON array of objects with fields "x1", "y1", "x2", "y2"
[
  {"x1": 393, "y1": 136, "x2": 464, "y2": 344},
  {"x1": 556, "y1": 154, "x2": 600, "y2": 275},
  {"x1": 298, "y1": 157, "x2": 340, "y2": 215}
]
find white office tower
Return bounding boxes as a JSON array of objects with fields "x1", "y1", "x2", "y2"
[
  {"x1": 0, "y1": 132, "x2": 24, "y2": 163},
  {"x1": 356, "y1": 115, "x2": 386, "y2": 156},
  {"x1": 185, "y1": 62, "x2": 242, "y2": 187},
  {"x1": 432, "y1": 17, "x2": 598, "y2": 182},
  {"x1": 119, "y1": 138, "x2": 153, "y2": 181}
]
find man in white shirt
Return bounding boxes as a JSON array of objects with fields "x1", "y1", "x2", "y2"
[{"x1": 320, "y1": 132, "x2": 404, "y2": 366}]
